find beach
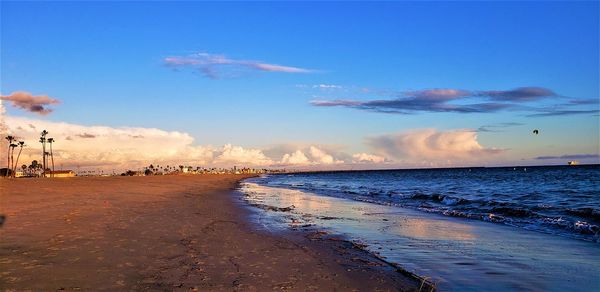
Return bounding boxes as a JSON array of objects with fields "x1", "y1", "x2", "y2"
[{"x1": 0, "y1": 175, "x2": 425, "y2": 291}]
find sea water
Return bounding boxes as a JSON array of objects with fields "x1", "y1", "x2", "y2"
[{"x1": 239, "y1": 165, "x2": 600, "y2": 291}]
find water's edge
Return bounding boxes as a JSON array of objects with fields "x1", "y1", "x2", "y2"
[
  {"x1": 233, "y1": 179, "x2": 437, "y2": 290},
  {"x1": 252, "y1": 167, "x2": 600, "y2": 244}
]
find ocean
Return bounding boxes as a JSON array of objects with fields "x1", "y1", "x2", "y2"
[{"x1": 239, "y1": 165, "x2": 600, "y2": 291}]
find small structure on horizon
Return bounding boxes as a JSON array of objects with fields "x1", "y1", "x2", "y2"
[{"x1": 45, "y1": 170, "x2": 76, "y2": 178}]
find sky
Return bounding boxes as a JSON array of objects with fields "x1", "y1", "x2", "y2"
[{"x1": 1, "y1": 1, "x2": 599, "y2": 171}]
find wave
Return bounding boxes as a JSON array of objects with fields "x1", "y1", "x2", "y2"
[{"x1": 252, "y1": 175, "x2": 600, "y2": 243}]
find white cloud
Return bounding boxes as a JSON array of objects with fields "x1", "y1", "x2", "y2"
[
  {"x1": 278, "y1": 146, "x2": 344, "y2": 166},
  {"x1": 367, "y1": 128, "x2": 503, "y2": 165},
  {"x1": 213, "y1": 144, "x2": 273, "y2": 166},
  {"x1": 309, "y1": 146, "x2": 343, "y2": 164},
  {"x1": 164, "y1": 52, "x2": 313, "y2": 79},
  {"x1": 0, "y1": 99, "x2": 6, "y2": 116},
  {"x1": 313, "y1": 84, "x2": 342, "y2": 89},
  {"x1": 280, "y1": 150, "x2": 310, "y2": 165},
  {"x1": 352, "y1": 152, "x2": 386, "y2": 164},
  {"x1": 0, "y1": 100, "x2": 6, "y2": 131}
]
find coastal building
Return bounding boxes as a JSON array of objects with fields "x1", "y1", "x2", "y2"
[{"x1": 45, "y1": 170, "x2": 76, "y2": 178}]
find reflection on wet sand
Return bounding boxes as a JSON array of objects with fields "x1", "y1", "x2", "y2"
[
  {"x1": 245, "y1": 183, "x2": 475, "y2": 240},
  {"x1": 391, "y1": 217, "x2": 476, "y2": 241}
]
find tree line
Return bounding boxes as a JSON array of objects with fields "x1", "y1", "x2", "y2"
[{"x1": 3, "y1": 130, "x2": 57, "y2": 178}]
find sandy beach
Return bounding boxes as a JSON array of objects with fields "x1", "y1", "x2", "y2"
[{"x1": 0, "y1": 175, "x2": 424, "y2": 291}]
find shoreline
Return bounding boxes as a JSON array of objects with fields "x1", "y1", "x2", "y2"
[
  {"x1": 231, "y1": 181, "x2": 435, "y2": 290},
  {"x1": 0, "y1": 175, "x2": 427, "y2": 291}
]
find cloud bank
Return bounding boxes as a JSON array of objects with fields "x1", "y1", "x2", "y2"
[
  {"x1": 3, "y1": 115, "x2": 215, "y2": 169},
  {"x1": 1, "y1": 91, "x2": 60, "y2": 115},
  {"x1": 311, "y1": 87, "x2": 597, "y2": 116},
  {"x1": 1, "y1": 114, "x2": 385, "y2": 170},
  {"x1": 277, "y1": 146, "x2": 344, "y2": 166},
  {"x1": 526, "y1": 109, "x2": 600, "y2": 117},
  {"x1": 535, "y1": 154, "x2": 600, "y2": 160},
  {"x1": 213, "y1": 144, "x2": 274, "y2": 166},
  {"x1": 367, "y1": 129, "x2": 504, "y2": 165},
  {"x1": 476, "y1": 87, "x2": 557, "y2": 102},
  {"x1": 164, "y1": 52, "x2": 313, "y2": 79},
  {"x1": 477, "y1": 122, "x2": 524, "y2": 133},
  {"x1": 352, "y1": 153, "x2": 386, "y2": 163}
]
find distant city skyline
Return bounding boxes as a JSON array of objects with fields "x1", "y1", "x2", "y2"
[{"x1": 1, "y1": 1, "x2": 598, "y2": 170}]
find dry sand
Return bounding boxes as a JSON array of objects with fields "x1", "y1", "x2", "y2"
[{"x1": 0, "y1": 175, "x2": 424, "y2": 291}]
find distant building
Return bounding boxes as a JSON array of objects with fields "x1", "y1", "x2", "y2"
[{"x1": 45, "y1": 170, "x2": 76, "y2": 178}]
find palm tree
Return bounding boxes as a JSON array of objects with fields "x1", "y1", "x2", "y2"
[
  {"x1": 12, "y1": 141, "x2": 25, "y2": 178},
  {"x1": 9, "y1": 143, "x2": 17, "y2": 177},
  {"x1": 39, "y1": 137, "x2": 45, "y2": 170},
  {"x1": 47, "y1": 138, "x2": 55, "y2": 177},
  {"x1": 44, "y1": 151, "x2": 50, "y2": 173},
  {"x1": 5, "y1": 135, "x2": 15, "y2": 177},
  {"x1": 39, "y1": 130, "x2": 48, "y2": 176}
]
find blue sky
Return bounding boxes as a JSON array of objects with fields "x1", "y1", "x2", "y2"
[{"x1": 1, "y1": 1, "x2": 598, "y2": 169}]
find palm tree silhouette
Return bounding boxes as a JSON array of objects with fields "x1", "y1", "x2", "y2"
[
  {"x1": 12, "y1": 141, "x2": 25, "y2": 178},
  {"x1": 39, "y1": 130, "x2": 48, "y2": 177},
  {"x1": 48, "y1": 138, "x2": 55, "y2": 177},
  {"x1": 39, "y1": 137, "x2": 45, "y2": 170},
  {"x1": 9, "y1": 142, "x2": 17, "y2": 177},
  {"x1": 5, "y1": 135, "x2": 15, "y2": 177}
]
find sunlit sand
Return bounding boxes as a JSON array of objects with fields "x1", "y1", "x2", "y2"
[{"x1": 0, "y1": 175, "x2": 425, "y2": 290}]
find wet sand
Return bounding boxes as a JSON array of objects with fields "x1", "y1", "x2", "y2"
[{"x1": 0, "y1": 175, "x2": 424, "y2": 291}]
